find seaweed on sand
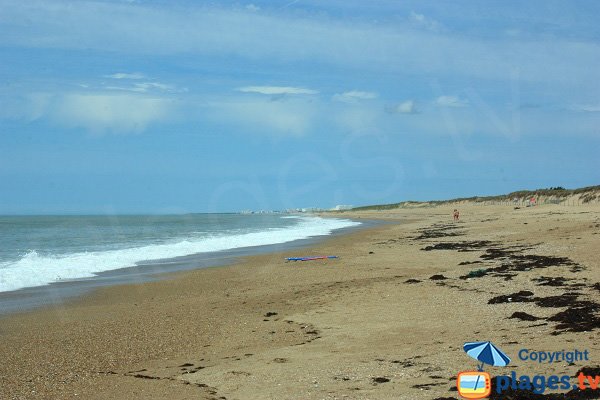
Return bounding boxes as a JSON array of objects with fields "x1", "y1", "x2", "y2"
[
  {"x1": 413, "y1": 224, "x2": 464, "y2": 240},
  {"x1": 459, "y1": 268, "x2": 489, "y2": 279},
  {"x1": 488, "y1": 291, "x2": 534, "y2": 304},
  {"x1": 422, "y1": 241, "x2": 493, "y2": 252},
  {"x1": 509, "y1": 312, "x2": 541, "y2": 321}
]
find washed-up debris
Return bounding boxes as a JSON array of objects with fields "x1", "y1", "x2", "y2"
[
  {"x1": 460, "y1": 269, "x2": 489, "y2": 279},
  {"x1": 488, "y1": 291, "x2": 535, "y2": 304},
  {"x1": 509, "y1": 312, "x2": 541, "y2": 321}
]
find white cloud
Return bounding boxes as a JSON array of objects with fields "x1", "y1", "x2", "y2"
[
  {"x1": 237, "y1": 86, "x2": 318, "y2": 95},
  {"x1": 409, "y1": 11, "x2": 441, "y2": 31},
  {"x1": 436, "y1": 95, "x2": 469, "y2": 108},
  {"x1": 387, "y1": 100, "x2": 419, "y2": 114},
  {"x1": 410, "y1": 12, "x2": 426, "y2": 23},
  {"x1": 333, "y1": 90, "x2": 378, "y2": 103},
  {"x1": 105, "y1": 86, "x2": 142, "y2": 92},
  {"x1": 101, "y1": 72, "x2": 182, "y2": 93},
  {"x1": 105, "y1": 81, "x2": 185, "y2": 94},
  {"x1": 57, "y1": 93, "x2": 174, "y2": 133},
  {"x1": 245, "y1": 4, "x2": 260, "y2": 12},
  {"x1": 22, "y1": 92, "x2": 176, "y2": 133},
  {"x1": 136, "y1": 82, "x2": 177, "y2": 92},
  {"x1": 210, "y1": 97, "x2": 317, "y2": 136},
  {"x1": 104, "y1": 72, "x2": 145, "y2": 80}
]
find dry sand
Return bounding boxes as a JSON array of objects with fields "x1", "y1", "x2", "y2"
[{"x1": 1, "y1": 204, "x2": 599, "y2": 399}]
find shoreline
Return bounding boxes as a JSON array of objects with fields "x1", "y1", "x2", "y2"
[
  {"x1": 1, "y1": 204, "x2": 599, "y2": 399},
  {"x1": 0, "y1": 216, "x2": 375, "y2": 316}
]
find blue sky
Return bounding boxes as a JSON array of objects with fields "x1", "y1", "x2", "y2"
[{"x1": 1, "y1": 0, "x2": 599, "y2": 214}]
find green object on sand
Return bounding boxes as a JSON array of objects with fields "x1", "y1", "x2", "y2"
[{"x1": 465, "y1": 269, "x2": 488, "y2": 278}]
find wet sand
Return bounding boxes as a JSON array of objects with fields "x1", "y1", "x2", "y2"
[{"x1": 1, "y1": 204, "x2": 599, "y2": 399}]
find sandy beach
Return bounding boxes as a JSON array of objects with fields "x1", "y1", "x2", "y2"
[
  {"x1": 1, "y1": 203, "x2": 599, "y2": 399},
  {"x1": 3, "y1": 1, "x2": 599, "y2": 398}
]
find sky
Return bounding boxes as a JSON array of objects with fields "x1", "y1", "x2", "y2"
[{"x1": 0, "y1": 0, "x2": 599, "y2": 214}]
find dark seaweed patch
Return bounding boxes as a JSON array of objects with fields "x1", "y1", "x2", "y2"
[
  {"x1": 422, "y1": 241, "x2": 493, "y2": 252},
  {"x1": 534, "y1": 293, "x2": 581, "y2": 308},
  {"x1": 413, "y1": 224, "x2": 464, "y2": 240},
  {"x1": 509, "y1": 312, "x2": 541, "y2": 321},
  {"x1": 480, "y1": 247, "x2": 521, "y2": 261},
  {"x1": 485, "y1": 254, "x2": 580, "y2": 281},
  {"x1": 488, "y1": 291, "x2": 534, "y2": 304},
  {"x1": 430, "y1": 274, "x2": 448, "y2": 280},
  {"x1": 131, "y1": 374, "x2": 160, "y2": 380},
  {"x1": 372, "y1": 377, "x2": 390, "y2": 384},
  {"x1": 490, "y1": 255, "x2": 577, "y2": 275},
  {"x1": 534, "y1": 276, "x2": 572, "y2": 287},
  {"x1": 508, "y1": 254, "x2": 576, "y2": 270},
  {"x1": 411, "y1": 382, "x2": 444, "y2": 389},
  {"x1": 391, "y1": 359, "x2": 415, "y2": 368},
  {"x1": 488, "y1": 291, "x2": 600, "y2": 334},
  {"x1": 548, "y1": 301, "x2": 600, "y2": 333}
]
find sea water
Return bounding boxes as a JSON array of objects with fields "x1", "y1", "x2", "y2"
[{"x1": 0, "y1": 214, "x2": 360, "y2": 293}]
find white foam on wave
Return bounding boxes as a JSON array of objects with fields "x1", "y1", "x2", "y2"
[{"x1": 0, "y1": 217, "x2": 360, "y2": 293}]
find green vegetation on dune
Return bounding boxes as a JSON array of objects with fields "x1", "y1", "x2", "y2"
[{"x1": 351, "y1": 185, "x2": 600, "y2": 211}]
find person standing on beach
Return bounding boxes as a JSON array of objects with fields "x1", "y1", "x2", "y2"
[{"x1": 453, "y1": 209, "x2": 460, "y2": 221}]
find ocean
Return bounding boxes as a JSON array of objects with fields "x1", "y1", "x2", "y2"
[{"x1": 0, "y1": 214, "x2": 361, "y2": 294}]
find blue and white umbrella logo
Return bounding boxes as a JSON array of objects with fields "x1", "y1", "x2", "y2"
[{"x1": 463, "y1": 341, "x2": 511, "y2": 371}]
